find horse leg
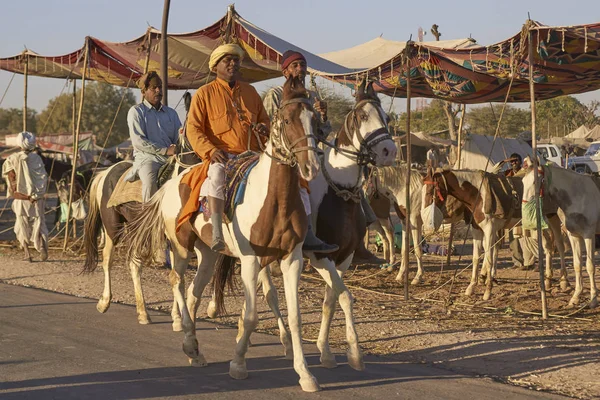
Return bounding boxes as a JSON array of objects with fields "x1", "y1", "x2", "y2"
[
  {"x1": 411, "y1": 223, "x2": 424, "y2": 285},
  {"x1": 229, "y1": 256, "x2": 260, "y2": 380},
  {"x1": 548, "y1": 215, "x2": 570, "y2": 291},
  {"x1": 96, "y1": 234, "x2": 114, "y2": 314},
  {"x1": 129, "y1": 257, "x2": 151, "y2": 324},
  {"x1": 186, "y1": 242, "x2": 218, "y2": 334},
  {"x1": 311, "y1": 254, "x2": 363, "y2": 372},
  {"x1": 395, "y1": 223, "x2": 408, "y2": 282},
  {"x1": 370, "y1": 219, "x2": 387, "y2": 263},
  {"x1": 541, "y1": 230, "x2": 553, "y2": 289},
  {"x1": 206, "y1": 291, "x2": 217, "y2": 319},
  {"x1": 381, "y1": 218, "x2": 395, "y2": 266},
  {"x1": 466, "y1": 229, "x2": 483, "y2": 296},
  {"x1": 568, "y1": 234, "x2": 584, "y2": 308},
  {"x1": 257, "y1": 265, "x2": 293, "y2": 359},
  {"x1": 584, "y1": 236, "x2": 598, "y2": 308},
  {"x1": 171, "y1": 298, "x2": 182, "y2": 332},
  {"x1": 482, "y1": 223, "x2": 496, "y2": 301},
  {"x1": 281, "y1": 248, "x2": 320, "y2": 392}
]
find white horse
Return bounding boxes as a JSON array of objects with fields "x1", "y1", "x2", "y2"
[
  {"x1": 124, "y1": 76, "x2": 325, "y2": 392},
  {"x1": 522, "y1": 163, "x2": 598, "y2": 308}
]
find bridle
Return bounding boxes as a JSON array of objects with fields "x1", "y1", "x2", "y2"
[
  {"x1": 267, "y1": 96, "x2": 321, "y2": 167},
  {"x1": 423, "y1": 173, "x2": 448, "y2": 204},
  {"x1": 321, "y1": 98, "x2": 393, "y2": 166}
]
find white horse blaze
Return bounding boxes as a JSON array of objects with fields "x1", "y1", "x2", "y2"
[{"x1": 298, "y1": 108, "x2": 319, "y2": 181}]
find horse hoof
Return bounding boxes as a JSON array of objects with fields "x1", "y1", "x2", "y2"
[
  {"x1": 138, "y1": 315, "x2": 152, "y2": 325},
  {"x1": 567, "y1": 299, "x2": 579, "y2": 309},
  {"x1": 281, "y1": 335, "x2": 293, "y2": 360},
  {"x1": 172, "y1": 320, "x2": 183, "y2": 332},
  {"x1": 545, "y1": 279, "x2": 552, "y2": 290},
  {"x1": 182, "y1": 337, "x2": 199, "y2": 359},
  {"x1": 320, "y1": 355, "x2": 338, "y2": 369},
  {"x1": 229, "y1": 361, "x2": 248, "y2": 380},
  {"x1": 589, "y1": 298, "x2": 598, "y2": 309},
  {"x1": 206, "y1": 301, "x2": 217, "y2": 319},
  {"x1": 560, "y1": 281, "x2": 571, "y2": 292},
  {"x1": 347, "y1": 349, "x2": 365, "y2": 371},
  {"x1": 299, "y1": 376, "x2": 321, "y2": 392},
  {"x1": 464, "y1": 285, "x2": 475, "y2": 297},
  {"x1": 482, "y1": 291, "x2": 491, "y2": 301},
  {"x1": 189, "y1": 354, "x2": 208, "y2": 367},
  {"x1": 410, "y1": 277, "x2": 423, "y2": 286},
  {"x1": 96, "y1": 299, "x2": 111, "y2": 314}
]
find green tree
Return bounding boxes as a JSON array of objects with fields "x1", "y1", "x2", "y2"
[
  {"x1": 466, "y1": 105, "x2": 531, "y2": 137},
  {"x1": 536, "y1": 96, "x2": 600, "y2": 137},
  {"x1": 0, "y1": 107, "x2": 38, "y2": 136},
  {"x1": 317, "y1": 86, "x2": 354, "y2": 133},
  {"x1": 37, "y1": 82, "x2": 136, "y2": 147},
  {"x1": 394, "y1": 99, "x2": 454, "y2": 136}
]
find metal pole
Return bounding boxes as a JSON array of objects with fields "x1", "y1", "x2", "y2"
[
  {"x1": 160, "y1": 0, "x2": 170, "y2": 106},
  {"x1": 528, "y1": 27, "x2": 548, "y2": 320},
  {"x1": 63, "y1": 41, "x2": 89, "y2": 250},
  {"x1": 403, "y1": 54, "x2": 412, "y2": 300},
  {"x1": 23, "y1": 52, "x2": 28, "y2": 132}
]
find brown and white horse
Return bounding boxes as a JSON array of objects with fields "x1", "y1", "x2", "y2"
[
  {"x1": 422, "y1": 169, "x2": 567, "y2": 300},
  {"x1": 522, "y1": 163, "x2": 598, "y2": 308},
  {"x1": 124, "y1": 76, "x2": 324, "y2": 392}
]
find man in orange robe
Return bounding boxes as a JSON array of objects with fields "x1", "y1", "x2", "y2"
[{"x1": 179, "y1": 43, "x2": 269, "y2": 251}]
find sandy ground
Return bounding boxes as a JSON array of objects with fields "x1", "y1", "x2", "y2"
[{"x1": 1, "y1": 194, "x2": 599, "y2": 399}]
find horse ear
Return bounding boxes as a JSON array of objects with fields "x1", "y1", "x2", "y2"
[
  {"x1": 366, "y1": 80, "x2": 376, "y2": 97},
  {"x1": 356, "y1": 77, "x2": 367, "y2": 96},
  {"x1": 426, "y1": 165, "x2": 433, "y2": 178}
]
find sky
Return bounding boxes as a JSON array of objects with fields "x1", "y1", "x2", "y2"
[{"x1": 1, "y1": 0, "x2": 599, "y2": 122}]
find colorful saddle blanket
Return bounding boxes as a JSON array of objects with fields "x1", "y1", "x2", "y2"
[{"x1": 200, "y1": 151, "x2": 260, "y2": 222}]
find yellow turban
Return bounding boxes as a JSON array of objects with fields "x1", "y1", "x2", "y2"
[{"x1": 208, "y1": 43, "x2": 245, "y2": 71}]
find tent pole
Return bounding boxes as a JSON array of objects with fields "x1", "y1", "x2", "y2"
[
  {"x1": 144, "y1": 29, "x2": 153, "y2": 74},
  {"x1": 23, "y1": 52, "x2": 28, "y2": 132},
  {"x1": 71, "y1": 79, "x2": 77, "y2": 239},
  {"x1": 528, "y1": 26, "x2": 548, "y2": 320},
  {"x1": 403, "y1": 53, "x2": 412, "y2": 300},
  {"x1": 160, "y1": 0, "x2": 171, "y2": 106},
  {"x1": 456, "y1": 104, "x2": 466, "y2": 169},
  {"x1": 63, "y1": 40, "x2": 89, "y2": 251}
]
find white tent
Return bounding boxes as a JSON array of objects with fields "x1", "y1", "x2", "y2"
[
  {"x1": 565, "y1": 125, "x2": 590, "y2": 139},
  {"x1": 456, "y1": 134, "x2": 532, "y2": 172},
  {"x1": 585, "y1": 125, "x2": 600, "y2": 140}
]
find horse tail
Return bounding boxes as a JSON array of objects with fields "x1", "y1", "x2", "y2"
[
  {"x1": 123, "y1": 184, "x2": 168, "y2": 266},
  {"x1": 82, "y1": 172, "x2": 104, "y2": 273},
  {"x1": 212, "y1": 255, "x2": 237, "y2": 316}
]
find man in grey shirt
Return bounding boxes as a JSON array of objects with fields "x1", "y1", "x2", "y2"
[{"x1": 126, "y1": 71, "x2": 181, "y2": 201}]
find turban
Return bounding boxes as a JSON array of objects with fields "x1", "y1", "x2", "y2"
[
  {"x1": 209, "y1": 44, "x2": 245, "y2": 71},
  {"x1": 17, "y1": 131, "x2": 36, "y2": 151},
  {"x1": 137, "y1": 71, "x2": 161, "y2": 91},
  {"x1": 281, "y1": 50, "x2": 306, "y2": 71}
]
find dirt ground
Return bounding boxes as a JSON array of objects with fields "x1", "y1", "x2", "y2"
[{"x1": 1, "y1": 195, "x2": 599, "y2": 399}]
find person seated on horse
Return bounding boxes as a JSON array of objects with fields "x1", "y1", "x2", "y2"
[
  {"x1": 263, "y1": 50, "x2": 380, "y2": 263},
  {"x1": 184, "y1": 44, "x2": 271, "y2": 251},
  {"x1": 125, "y1": 71, "x2": 181, "y2": 202}
]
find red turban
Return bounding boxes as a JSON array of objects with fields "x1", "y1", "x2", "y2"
[{"x1": 281, "y1": 50, "x2": 306, "y2": 71}]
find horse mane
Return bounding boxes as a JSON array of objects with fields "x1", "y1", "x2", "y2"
[{"x1": 376, "y1": 163, "x2": 423, "y2": 197}]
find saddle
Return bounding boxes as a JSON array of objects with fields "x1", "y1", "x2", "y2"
[
  {"x1": 199, "y1": 151, "x2": 260, "y2": 222},
  {"x1": 480, "y1": 172, "x2": 523, "y2": 220}
]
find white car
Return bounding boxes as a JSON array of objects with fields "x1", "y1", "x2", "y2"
[
  {"x1": 537, "y1": 143, "x2": 564, "y2": 167},
  {"x1": 568, "y1": 141, "x2": 600, "y2": 174}
]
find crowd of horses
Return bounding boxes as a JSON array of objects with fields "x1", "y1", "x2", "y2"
[{"x1": 12, "y1": 77, "x2": 599, "y2": 392}]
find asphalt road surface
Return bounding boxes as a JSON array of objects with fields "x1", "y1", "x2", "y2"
[{"x1": 0, "y1": 283, "x2": 565, "y2": 399}]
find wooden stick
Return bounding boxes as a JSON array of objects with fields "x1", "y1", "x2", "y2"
[
  {"x1": 160, "y1": 0, "x2": 171, "y2": 106},
  {"x1": 63, "y1": 40, "x2": 89, "y2": 251},
  {"x1": 403, "y1": 50, "x2": 412, "y2": 300},
  {"x1": 456, "y1": 104, "x2": 466, "y2": 169},
  {"x1": 23, "y1": 52, "x2": 28, "y2": 132},
  {"x1": 528, "y1": 25, "x2": 548, "y2": 320}
]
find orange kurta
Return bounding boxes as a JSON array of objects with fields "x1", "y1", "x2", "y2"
[{"x1": 177, "y1": 78, "x2": 270, "y2": 232}]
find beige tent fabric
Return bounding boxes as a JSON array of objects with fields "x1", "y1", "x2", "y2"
[
  {"x1": 565, "y1": 125, "x2": 590, "y2": 139},
  {"x1": 456, "y1": 134, "x2": 532, "y2": 172}
]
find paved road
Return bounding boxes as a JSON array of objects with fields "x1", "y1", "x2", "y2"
[{"x1": 0, "y1": 283, "x2": 564, "y2": 399}]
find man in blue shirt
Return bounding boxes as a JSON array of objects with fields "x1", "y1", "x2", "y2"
[{"x1": 126, "y1": 71, "x2": 181, "y2": 201}]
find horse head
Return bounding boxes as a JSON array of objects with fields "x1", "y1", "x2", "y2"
[
  {"x1": 337, "y1": 79, "x2": 397, "y2": 166},
  {"x1": 422, "y1": 167, "x2": 452, "y2": 213},
  {"x1": 521, "y1": 156, "x2": 543, "y2": 202},
  {"x1": 272, "y1": 75, "x2": 321, "y2": 181}
]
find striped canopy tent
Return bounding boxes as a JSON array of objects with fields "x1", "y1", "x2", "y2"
[
  {"x1": 318, "y1": 21, "x2": 600, "y2": 103},
  {"x1": 0, "y1": 7, "x2": 354, "y2": 90}
]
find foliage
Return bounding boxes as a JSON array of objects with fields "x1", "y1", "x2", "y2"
[
  {"x1": 536, "y1": 96, "x2": 600, "y2": 137},
  {"x1": 37, "y1": 82, "x2": 136, "y2": 147},
  {"x1": 393, "y1": 99, "x2": 456, "y2": 137},
  {"x1": 0, "y1": 108, "x2": 38, "y2": 136},
  {"x1": 466, "y1": 104, "x2": 531, "y2": 137}
]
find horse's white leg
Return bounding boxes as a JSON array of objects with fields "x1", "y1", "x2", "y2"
[
  {"x1": 548, "y1": 215, "x2": 570, "y2": 291},
  {"x1": 169, "y1": 245, "x2": 201, "y2": 365},
  {"x1": 542, "y1": 230, "x2": 553, "y2": 289},
  {"x1": 129, "y1": 257, "x2": 151, "y2": 325},
  {"x1": 281, "y1": 248, "x2": 320, "y2": 392},
  {"x1": 171, "y1": 298, "x2": 182, "y2": 332},
  {"x1": 482, "y1": 223, "x2": 496, "y2": 301},
  {"x1": 229, "y1": 256, "x2": 260, "y2": 380},
  {"x1": 186, "y1": 242, "x2": 218, "y2": 331},
  {"x1": 206, "y1": 291, "x2": 217, "y2": 319},
  {"x1": 411, "y1": 223, "x2": 424, "y2": 285},
  {"x1": 96, "y1": 234, "x2": 114, "y2": 314},
  {"x1": 311, "y1": 254, "x2": 363, "y2": 372},
  {"x1": 317, "y1": 282, "x2": 338, "y2": 369},
  {"x1": 258, "y1": 265, "x2": 293, "y2": 359},
  {"x1": 396, "y1": 223, "x2": 408, "y2": 282},
  {"x1": 584, "y1": 236, "x2": 598, "y2": 308},
  {"x1": 466, "y1": 229, "x2": 482, "y2": 296},
  {"x1": 381, "y1": 218, "x2": 395, "y2": 266},
  {"x1": 568, "y1": 233, "x2": 584, "y2": 308}
]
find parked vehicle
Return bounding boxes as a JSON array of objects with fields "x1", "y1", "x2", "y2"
[
  {"x1": 567, "y1": 141, "x2": 600, "y2": 174},
  {"x1": 537, "y1": 143, "x2": 564, "y2": 167}
]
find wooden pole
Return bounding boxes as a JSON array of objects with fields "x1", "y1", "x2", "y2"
[
  {"x1": 144, "y1": 29, "x2": 153, "y2": 74},
  {"x1": 71, "y1": 79, "x2": 77, "y2": 239},
  {"x1": 160, "y1": 0, "x2": 170, "y2": 106},
  {"x1": 63, "y1": 41, "x2": 89, "y2": 251},
  {"x1": 23, "y1": 52, "x2": 28, "y2": 132},
  {"x1": 528, "y1": 27, "x2": 548, "y2": 320},
  {"x1": 403, "y1": 53, "x2": 412, "y2": 300},
  {"x1": 456, "y1": 104, "x2": 466, "y2": 169}
]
